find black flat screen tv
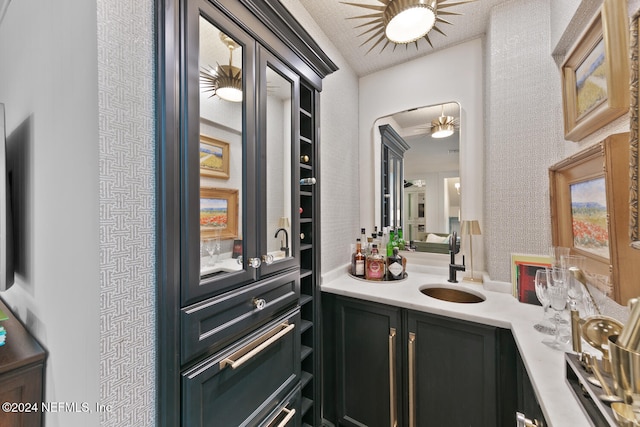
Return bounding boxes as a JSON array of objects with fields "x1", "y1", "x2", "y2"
[{"x1": 0, "y1": 104, "x2": 14, "y2": 291}]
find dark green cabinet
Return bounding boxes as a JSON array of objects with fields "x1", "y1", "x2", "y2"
[
  {"x1": 323, "y1": 294, "x2": 543, "y2": 427},
  {"x1": 334, "y1": 297, "x2": 403, "y2": 427},
  {"x1": 407, "y1": 311, "x2": 498, "y2": 426}
]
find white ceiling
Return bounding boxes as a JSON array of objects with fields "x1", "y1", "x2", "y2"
[{"x1": 297, "y1": 0, "x2": 509, "y2": 77}]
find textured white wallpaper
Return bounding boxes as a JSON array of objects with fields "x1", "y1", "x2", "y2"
[
  {"x1": 97, "y1": 1, "x2": 156, "y2": 426},
  {"x1": 485, "y1": 0, "x2": 566, "y2": 282}
]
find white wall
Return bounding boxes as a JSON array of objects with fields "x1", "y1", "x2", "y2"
[
  {"x1": 281, "y1": 0, "x2": 361, "y2": 275},
  {"x1": 359, "y1": 38, "x2": 485, "y2": 270},
  {"x1": 0, "y1": 1, "x2": 100, "y2": 426}
]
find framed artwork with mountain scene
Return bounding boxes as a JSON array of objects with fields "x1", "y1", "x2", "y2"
[
  {"x1": 560, "y1": 0, "x2": 629, "y2": 142},
  {"x1": 549, "y1": 141, "x2": 615, "y2": 288},
  {"x1": 200, "y1": 187, "x2": 238, "y2": 240},
  {"x1": 200, "y1": 135, "x2": 230, "y2": 179}
]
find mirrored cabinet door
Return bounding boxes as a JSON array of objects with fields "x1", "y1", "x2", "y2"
[
  {"x1": 259, "y1": 49, "x2": 300, "y2": 276},
  {"x1": 184, "y1": 5, "x2": 258, "y2": 305}
]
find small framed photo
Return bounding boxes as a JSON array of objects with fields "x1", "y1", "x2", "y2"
[
  {"x1": 560, "y1": 0, "x2": 629, "y2": 141},
  {"x1": 511, "y1": 254, "x2": 552, "y2": 303},
  {"x1": 200, "y1": 135, "x2": 230, "y2": 179},
  {"x1": 200, "y1": 187, "x2": 238, "y2": 240}
]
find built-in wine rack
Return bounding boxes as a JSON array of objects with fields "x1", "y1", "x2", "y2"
[{"x1": 299, "y1": 81, "x2": 320, "y2": 427}]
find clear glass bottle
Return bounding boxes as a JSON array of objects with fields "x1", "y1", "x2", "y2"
[
  {"x1": 365, "y1": 244, "x2": 385, "y2": 281},
  {"x1": 386, "y1": 247, "x2": 405, "y2": 280}
]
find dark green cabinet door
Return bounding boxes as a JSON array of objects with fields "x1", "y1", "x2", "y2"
[
  {"x1": 407, "y1": 311, "x2": 498, "y2": 427},
  {"x1": 335, "y1": 297, "x2": 403, "y2": 427}
]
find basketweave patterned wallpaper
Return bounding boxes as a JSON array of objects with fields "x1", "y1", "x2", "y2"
[{"x1": 97, "y1": 0, "x2": 156, "y2": 425}]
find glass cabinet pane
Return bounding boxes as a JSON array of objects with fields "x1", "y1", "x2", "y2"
[
  {"x1": 198, "y1": 16, "x2": 244, "y2": 278},
  {"x1": 265, "y1": 65, "x2": 293, "y2": 262}
]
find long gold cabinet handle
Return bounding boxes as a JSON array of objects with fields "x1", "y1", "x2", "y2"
[
  {"x1": 389, "y1": 328, "x2": 397, "y2": 427},
  {"x1": 268, "y1": 407, "x2": 296, "y2": 427},
  {"x1": 408, "y1": 332, "x2": 416, "y2": 427},
  {"x1": 219, "y1": 322, "x2": 295, "y2": 370}
]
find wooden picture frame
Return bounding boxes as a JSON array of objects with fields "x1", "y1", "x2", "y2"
[
  {"x1": 200, "y1": 187, "x2": 238, "y2": 240},
  {"x1": 549, "y1": 134, "x2": 640, "y2": 304},
  {"x1": 629, "y1": 8, "x2": 640, "y2": 248},
  {"x1": 561, "y1": 0, "x2": 629, "y2": 142},
  {"x1": 200, "y1": 135, "x2": 230, "y2": 179}
]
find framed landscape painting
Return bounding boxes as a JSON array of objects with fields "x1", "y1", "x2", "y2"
[
  {"x1": 569, "y1": 177, "x2": 609, "y2": 258},
  {"x1": 560, "y1": 0, "x2": 629, "y2": 141},
  {"x1": 200, "y1": 187, "x2": 238, "y2": 240},
  {"x1": 200, "y1": 135, "x2": 230, "y2": 179}
]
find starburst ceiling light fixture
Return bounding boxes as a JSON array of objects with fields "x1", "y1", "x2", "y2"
[
  {"x1": 341, "y1": 0, "x2": 475, "y2": 53},
  {"x1": 200, "y1": 33, "x2": 243, "y2": 102},
  {"x1": 431, "y1": 105, "x2": 455, "y2": 138}
]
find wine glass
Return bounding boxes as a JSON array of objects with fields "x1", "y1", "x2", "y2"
[
  {"x1": 542, "y1": 272, "x2": 569, "y2": 350},
  {"x1": 582, "y1": 272, "x2": 611, "y2": 316},
  {"x1": 203, "y1": 235, "x2": 221, "y2": 266},
  {"x1": 550, "y1": 246, "x2": 570, "y2": 267},
  {"x1": 533, "y1": 268, "x2": 554, "y2": 334},
  {"x1": 561, "y1": 254, "x2": 586, "y2": 310}
]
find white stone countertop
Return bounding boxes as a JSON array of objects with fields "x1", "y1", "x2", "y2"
[{"x1": 321, "y1": 264, "x2": 598, "y2": 427}]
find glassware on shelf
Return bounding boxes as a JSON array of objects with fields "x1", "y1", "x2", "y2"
[
  {"x1": 549, "y1": 246, "x2": 570, "y2": 267},
  {"x1": 202, "y1": 229, "x2": 221, "y2": 266},
  {"x1": 582, "y1": 272, "x2": 611, "y2": 316},
  {"x1": 542, "y1": 268, "x2": 569, "y2": 350},
  {"x1": 533, "y1": 268, "x2": 554, "y2": 335},
  {"x1": 561, "y1": 254, "x2": 586, "y2": 310}
]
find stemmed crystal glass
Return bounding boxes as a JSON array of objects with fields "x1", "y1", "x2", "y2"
[
  {"x1": 561, "y1": 254, "x2": 586, "y2": 310},
  {"x1": 533, "y1": 268, "x2": 554, "y2": 335},
  {"x1": 582, "y1": 272, "x2": 611, "y2": 316},
  {"x1": 543, "y1": 267, "x2": 569, "y2": 350},
  {"x1": 202, "y1": 231, "x2": 221, "y2": 266}
]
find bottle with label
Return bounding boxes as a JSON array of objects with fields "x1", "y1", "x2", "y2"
[
  {"x1": 365, "y1": 244, "x2": 385, "y2": 281},
  {"x1": 351, "y1": 239, "x2": 365, "y2": 278},
  {"x1": 365, "y1": 236, "x2": 373, "y2": 255},
  {"x1": 386, "y1": 247, "x2": 405, "y2": 280}
]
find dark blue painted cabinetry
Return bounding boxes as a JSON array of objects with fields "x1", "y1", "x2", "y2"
[
  {"x1": 157, "y1": 1, "x2": 337, "y2": 425},
  {"x1": 323, "y1": 294, "x2": 543, "y2": 427}
]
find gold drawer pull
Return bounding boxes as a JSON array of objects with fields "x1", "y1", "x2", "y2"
[
  {"x1": 389, "y1": 327, "x2": 397, "y2": 427},
  {"x1": 408, "y1": 332, "x2": 416, "y2": 427},
  {"x1": 269, "y1": 407, "x2": 296, "y2": 427},
  {"x1": 219, "y1": 322, "x2": 295, "y2": 370}
]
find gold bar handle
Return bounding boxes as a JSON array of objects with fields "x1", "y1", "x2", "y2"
[
  {"x1": 389, "y1": 328, "x2": 397, "y2": 427},
  {"x1": 408, "y1": 332, "x2": 416, "y2": 427},
  {"x1": 220, "y1": 322, "x2": 294, "y2": 370},
  {"x1": 269, "y1": 407, "x2": 296, "y2": 427}
]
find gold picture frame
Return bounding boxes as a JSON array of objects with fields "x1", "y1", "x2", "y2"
[
  {"x1": 200, "y1": 135, "x2": 230, "y2": 179},
  {"x1": 630, "y1": 8, "x2": 640, "y2": 248},
  {"x1": 561, "y1": 0, "x2": 629, "y2": 142},
  {"x1": 200, "y1": 187, "x2": 238, "y2": 240}
]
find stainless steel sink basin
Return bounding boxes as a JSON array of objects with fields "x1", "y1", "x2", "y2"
[{"x1": 420, "y1": 285, "x2": 485, "y2": 303}]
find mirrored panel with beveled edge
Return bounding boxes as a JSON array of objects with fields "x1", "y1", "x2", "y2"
[{"x1": 198, "y1": 16, "x2": 245, "y2": 279}]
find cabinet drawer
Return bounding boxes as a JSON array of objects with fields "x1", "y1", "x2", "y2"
[
  {"x1": 182, "y1": 270, "x2": 299, "y2": 363},
  {"x1": 182, "y1": 309, "x2": 301, "y2": 427},
  {"x1": 260, "y1": 385, "x2": 301, "y2": 427}
]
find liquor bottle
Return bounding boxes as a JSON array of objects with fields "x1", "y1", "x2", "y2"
[
  {"x1": 360, "y1": 228, "x2": 367, "y2": 245},
  {"x1": 351, "y1": 239, "x2": 365, "y2": 278},
  {"x1": 365, "y1": 236, "x2": 373, "y2": 255},
  {"x1": 365, "y1": 244, "x2": 385, "y2": 281},
  {"x1": 387, "y1": 229, "x2": 396, "y2": 257},
  {"x1": 386, "y1": 247, "x2": 405, "y2": 280},
  {"x1": 397, "y1": 228, "x2": 405, "y2": 250},
  {"x1": 300, "y1": 155, "x2": 310, "y2": 163},
  {"x1": 371, "y1": 233, "x2": 380, "y2": 250}
]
